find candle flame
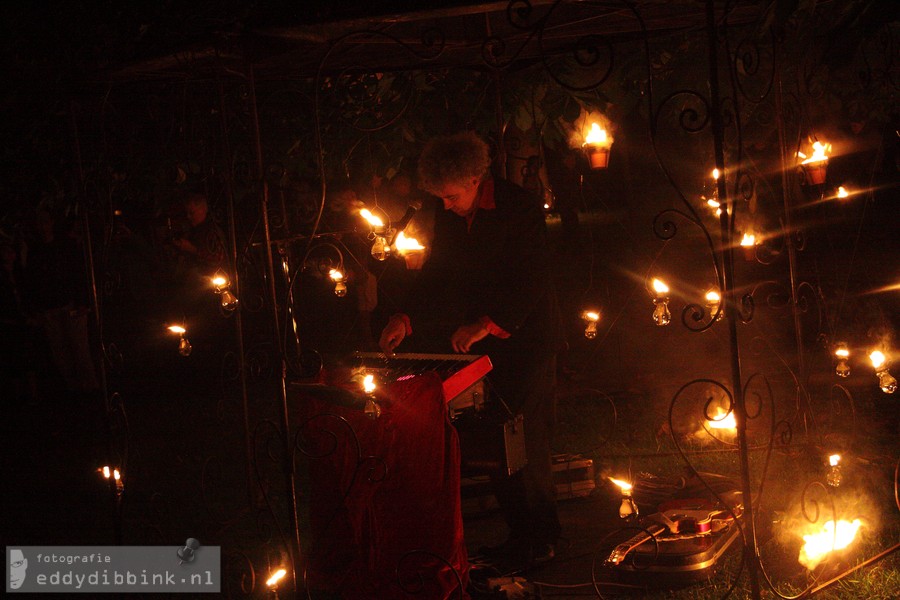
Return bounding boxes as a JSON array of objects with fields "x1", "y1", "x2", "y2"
[
  {"x1": 582, "y1": 310, "x2": 600, "y2": 322},
  {"x1": 799, "y1": 519, "x2": 862, "y2": 570},
  {"x1": 707, "y1": 407, "x2": 737, "y2": 430},
  {"x1": 609, "y1": 477, "x2": 633, "y2": 492},
  {"x1": 837, "y1": 186, "x2": 849, "y2": 198},
  {"x1": 740, "y1": 233, "x2": 756, "y2": 247},
  {"x1": 711, "y1": 168, "x2": 720, "y2": 180},
  {"x1": 583, "y1": 122, "x2": 610, "y2": 147},
  {"x1": 113, "y1": 469, "x2": 121, "y2": 481},
  {"x1": 829, "y1": 454, "x2": 840, "y2": 467},
  {"x1": 167, "y1": 325, "x2": 186, "y2": 334},
  {"x1": 394, "y1": 231, "x2": 425, "y2": 253},
  {"x1": 266, "y1": 568, "x2": 287, "y2": 587},
  {"x1": 798, "y1": 140, "x2": 831, "y2": 165},
  {"x1": 101, "y1": 466, "x2": 111, "y2": 479},
  {"x1": 363, "y1": 374, "x2": 376, "y2": 394},
  {"x1": 869, "y1": 350, "x2": 886, "y2": 370},
  {"x1": 329, "y1": 268, "x2": 344, "y2": 282},
  {"x1": 651, "y1": 278, "x2": 669, "y2": 295},
  {"x1": 360, "y1": 208, "x2": 385, "y2": 228}
]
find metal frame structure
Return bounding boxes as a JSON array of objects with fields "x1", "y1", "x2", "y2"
[{"x1": 65, "y1": 1, "x2": 897, "y2": 597}]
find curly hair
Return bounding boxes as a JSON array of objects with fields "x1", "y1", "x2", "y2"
[{"x1": 417, "y1": 131, "x2": 492, "y2": 193}]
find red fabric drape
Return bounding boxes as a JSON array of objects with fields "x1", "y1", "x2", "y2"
[{"x1": 297, "y1": 372, "x2": 469, "y2": 599}]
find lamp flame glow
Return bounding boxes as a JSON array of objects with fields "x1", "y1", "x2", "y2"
[
  {"x1": 740, "y1": 233, "x2": 756, "y2": 247},
  {"x1": 584, "y1": 123, "x2": 610, "y2": 147},
  {"x1": 609, "y1": 477, "x2": 633, "y2": 492},
  {"x1": 266, "y1": 568, "x2": 287, "y2": 588},
  {"x1": 712, "y1": 168, "x2": 720, "y2": 180},
  {"x1": 167, "y1": 325, "x2": 186, "y2": 334},
  {"x1": 394, "y1": 231, "x2": 425, "y2": 254},
  {"x1": 837, "y1": 186, "x2": 849, "y2": 198},
  {"x1": 707, "y1": 407, "x2": 737, "y2": 430},
  {"x1": 799, "y1": 519, "x2": 862, "y2": 570},
  {"x1": 360, "y1": 208, "x2": 385, "y2": 228},
  {"x1": 869, "y1": 350, "x2": 886, "y2": 370},
  {"x1": 651, "y1": 278, "x2": 669, "y2": 296},
  {"x1": 798, "y1": 141, "x2": 831, "y2": 165},
  {"x1": 829, "y1": 454, "x2": 841, "y2": 467},
  {"x1": 363, "y1": 374, "x2": 376, "y2": 394}
]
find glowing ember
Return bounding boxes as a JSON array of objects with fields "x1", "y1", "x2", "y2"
[
  {"x1": 582, "y1": 310, "x2": 600, "y2": 322},
  {"x1": 394, "y1": 231, "x2": 425, "y2": 253},
  {"x1": 799, "y1": 519, "x2": 862, "y2": 570},
  {"x1": 837, "y1": 186, "x2": 849, "y2": 198},
  {"x1": 328, "y1": 268, "x2": 344, "y2": 282},
  {"x1": 609, "y1": 477, "x2": 633, "y2": 492},
  {"x1": 363, "y1": 374, "x2": 376, "y2": 394},
  {"x1": 828, "y1": 454, "x2": 840, "y2": 467},
  {"x1": 869, "y1": 350, "x2": 887, "y2": 370},
  {"x1": 651, "y1": 278, "x2": 669, "y2": 295},
  {"x1": 167, "y1": 325, "x2": 186, "y2": 334},
  {"x1": 359, "y1": 208, "x2": 385, "y2": 228},
  {"x1": 266, "y1": 569, "x2": 287, "y2": 587},
  {"x1": 798, "y1": 140, "x2": 831, "y2": 165},
  {"x1": 707, "y1": 407, "x2": 736, "y2": 430},
  {"x1": 740, "y1": 233, "x2": 756, "y2": 247},
  {"x1": 583, "y1": 123, "x2": 610, "y2": 147}
]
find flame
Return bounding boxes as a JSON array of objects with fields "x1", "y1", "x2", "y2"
[
  {"x1": 167, "y1": 325, "x2": 186, "y2": 334},
  {"x1": 829, "y1": 454, "x2": 841, "y2": 467},
  {"x1": 363, "y1": 374, "x2": 376, "y2": 394},
  {"x1": 837, "y1": 186, "x2": 849, "y2": 198},
  {"x1": 266, "y1": 568, "x2": 287, "y2": 587},
  {"x1": 834, "y1": 345, "x2": 849, "y2": 358},
  {"x1": 328, "y1": 268, "x2": 344, "y2": 282},
  {"x1": 583, "y1": 122, "x2": 610, "y2": 147},
  {"x1": 359, "y1": 208, "x2": 385, "y2": 228},
  {"x1": 870, "y1": 350, "x2": 887, "y2": 370},
  {"x1": 582, "y1": 310, "x2": 600, "y2": 322},
  {"x1": 113, "y1": 469, "x2": 121, "y2": 481},
  {"x1": 798, "y1": 140, "x2": 831, "y2": 165},
  {"x1": 101, "y1": 466, "x2": 111, "y2": 479},
  {"x1": 609, "y1": 477, "x2": 633, "y2": 492},
  {"x1": 712, "y1": 168, "x2": 720, "y2": 180},
  {"x1": 651, "y1": 278, "x2": 669, "y2": 295},
  {"x1": 707, "y1": 407, "x2": 737, "y2": 430},
  {"x1": 706, "y1": 198, "x2": 721, "y2": 209},
  {"x1": 394, "y1": 231, "x2": 425, "y2": 254},
  {"x1": 799, "y1": 519, "x2": 862, "y2": 570},
  {"x1": 211, "y1": 275, "x2": 228, "y2": 288},
  {"x1": 705, "y1": 290, "x2": 721, "y2": 303},
  {"x1": 740, "y1": 233, "x2": 756, "y2": 247}
]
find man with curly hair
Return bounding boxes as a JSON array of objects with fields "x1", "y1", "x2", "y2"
[{"x1": 380, "y1": 130, "x2": 564, "y2": 570}]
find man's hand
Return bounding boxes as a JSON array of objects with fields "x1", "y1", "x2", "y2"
[
  {"x1": 379, "y1": 317, "x2": 408, "y2": 355},
  {"x1": 451, "y1": 322, "x2": 489, "y2": 354}
]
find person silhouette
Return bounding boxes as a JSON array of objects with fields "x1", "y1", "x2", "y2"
[{"x1": 9, "y1": 548, "x2": 28, "y2": 589}]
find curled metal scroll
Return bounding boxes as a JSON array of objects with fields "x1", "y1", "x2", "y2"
[{"x1": 396, "y1": 550, "x2": 465, "y2": 599}]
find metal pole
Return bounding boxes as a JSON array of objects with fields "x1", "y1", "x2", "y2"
[
  {"x1": 216, "y1": 78, "x2": 255, "y2": 507},
  {"x1": 69, "y1": 99, "x2": 122, "y2": 544},
  {"x1": 705, "y1": 3, "x2": 761, "y2": 598},
  {"x1": 772, "y1": 39, "x2": 813, "y2": 433},
  {"x1": 247, "y1": 65, "x2": 304, "y2": 591}
]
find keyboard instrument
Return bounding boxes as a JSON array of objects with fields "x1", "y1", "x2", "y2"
[{"x1": 352, "y1": 352, "x2": 492, "y2": 418}]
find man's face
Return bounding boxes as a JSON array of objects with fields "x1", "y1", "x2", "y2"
[
  {"x1": 10, "y1": 549, "x2": 27, "y2": 589},
  {"x1": 185, "y1": 201, "x2": 207, "y2": 227},
  {"x1": 432, "y1": 177, "x2": 480, "y2": 217}
]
